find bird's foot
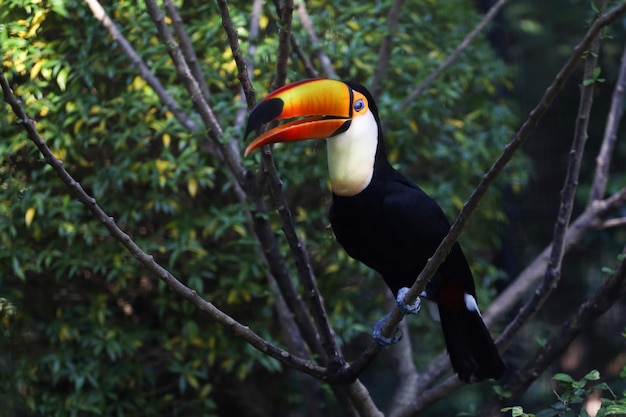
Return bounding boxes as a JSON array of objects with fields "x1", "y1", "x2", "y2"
[
  {"x1": 372, "y1": 312, "x2": 403, "y2": 348},
  {"x1": 396, "y1": 287, "x2": 421, "y2": 315}
]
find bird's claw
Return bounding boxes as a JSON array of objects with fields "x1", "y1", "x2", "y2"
[
  {"x1": 396, "y1": 287, "x2": 421, "y2": 315},
  {"x1": 372, "y1": 312, "x2": 403, "y2": 348},
  {"x1": 372, "y1": 288, "x2": 421, "y2": 348}
]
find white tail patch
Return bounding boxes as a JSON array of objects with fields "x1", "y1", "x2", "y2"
[{"x1": 464, "y1": 293, "x2": 481, "y2": 316}]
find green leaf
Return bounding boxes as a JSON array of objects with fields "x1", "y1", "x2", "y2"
[
  {"x1": 605, "y1": 404, "x2": 626, "y2": 415},
  {"x1": 583, "y1": 369, "x2": 600, "y2": 381},
  {"x1": 57, "y1": 67, "x2": 69, "y2": 91},
  {"x1": 553, "y1": 373, "x2": 576, "y2": 384}
]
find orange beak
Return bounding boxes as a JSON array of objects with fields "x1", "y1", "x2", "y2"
[{"x1": 243, "y1": 79, "x2": 356, "y2": 156}]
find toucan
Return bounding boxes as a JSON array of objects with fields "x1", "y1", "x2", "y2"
[{"x1": 244, "y1": 78, "x2": 505, "y2": 383}]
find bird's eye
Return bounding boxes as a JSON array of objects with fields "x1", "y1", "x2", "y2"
[{"x1": 353, "y1": 99, "x2": 365, "y2": 112}]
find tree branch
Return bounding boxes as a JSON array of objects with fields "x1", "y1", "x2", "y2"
[
  {"x1": 82, "y1": 0, "x2": 199, "y2": 133},
  {"x1": 370, "y1": 0, "x2": 405, "y2": 98},
  {"x1": 163, "y1": 0, "x2": 212, "y2": 104},
  {"x1": 589, "y1": 41, "x2": 626, "y2": 203},
  {"x1": 398, "y1": 0, "x2": 510, "y2": 107},
  {"x1": 291, "y1": 33, "x2": 320, "y2": 78},
  {"x1": 216, "y1": 0, "x2": 256, "y2": 110},
  {"x1": 295, "y1": 0, "x2": 338, "y2": 79},
  {"x1": 270, "y1": 0, "x2": 294, "y2": 91},
  {"x1": 602, "y1": 216, "x2": 626, "y2": 229}
]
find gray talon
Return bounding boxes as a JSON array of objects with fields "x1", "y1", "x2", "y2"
[
  {"x1": 396, "y1": 287, "x2": 421, "y2": 315},
  {"x1": 372, "y1": 313, "x2": 403, "y2": 348}
]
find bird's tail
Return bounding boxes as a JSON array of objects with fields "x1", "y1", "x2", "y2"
[{"x1": 437, "y1": 304, "x2": 505, "y2": 383}]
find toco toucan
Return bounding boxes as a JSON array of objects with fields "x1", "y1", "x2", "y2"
[{"x1": 244, "y1": 78, "x2": 505, "y2": 382}]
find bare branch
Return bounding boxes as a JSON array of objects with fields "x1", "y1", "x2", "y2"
[
  {"x1": 163, "y1": 0, "x2": 212, "y2": 104},
  {"x1": 295, "y1": 0, "x2": 338, "y2": 79},
  {"x1": 233, "y1": 0, "x2": 264, "y2": 131},
  {"x1": 269, "y1": 273, "x2": 326, "y2": 417},
  {"x1": 270, "y1": 0, "x2": 294, "y2": 91},
  {"x1": 259, "y1": 148, "x2": 343, "y2": 365},
  {"x1": 291, "y1": 33, "x2": 320, "y2": 78},
  {"x1": 215, "y1": 0, "x2": 330, "y2": 363},
  {"x1": 602, "y1": 216, "x2": 626, "y2": 229},
  {"x1": 216, "y1": 0, "x2": 256, "y2": 110},
  {"x1": 340, "y1": 382, "x2": 385, "y2": 417},
  {"x1": 370, "y1": 0, "x2": 405, "y2": 98},
  {"x1": 398, "y1": 0, "x2": 510, "y2": 108},
  {"x1": 391, "y1": 375, "x2": 462, "y2": 417},
  {"x1": 143, "y1": 0, "x2": 224, "y2": 138},
  {"x1": 589, "y1": 42, "x2": 626, "y2": 202},
  {"x1": 83, "y1": 0, "x2": 198, "y2": 133}
]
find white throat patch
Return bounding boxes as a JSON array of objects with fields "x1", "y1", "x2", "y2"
[{"x1": 326, "y1": 109, "x2": 378, "y2": 196}]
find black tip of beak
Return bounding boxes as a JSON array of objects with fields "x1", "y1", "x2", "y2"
[{"x1": 244, "y1": 98, "x2": 284, "y2": 139}]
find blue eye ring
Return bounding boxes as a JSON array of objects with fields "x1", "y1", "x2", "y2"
[{"x1": 353, "y1": 99, "x2": 365, "y2": 112}]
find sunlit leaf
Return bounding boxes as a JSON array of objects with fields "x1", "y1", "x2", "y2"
[
  {"x1": 25, "y1": 207, "x2": 36, "y2": 227},
  {"x1": 187, "y1": 177, "x2": 198, "y2": 198}
]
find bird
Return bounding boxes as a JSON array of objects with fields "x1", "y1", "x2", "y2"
[{"x1": 243, "y1": 78, "x2": 505, "y2": 383}]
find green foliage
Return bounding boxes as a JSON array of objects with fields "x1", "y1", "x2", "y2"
[
  {"x1": 502, "y1": 370, "x2": 626, "y2": 417},
  {"x1": 1, "y1": 0, "x2": 527, "y2": 415}
]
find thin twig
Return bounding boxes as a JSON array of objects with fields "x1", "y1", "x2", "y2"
[
  {"x1": 398, "y1": 0, "x2": 510, "y2": 108},
  {"x1": 216, "y1": 0, "x2": 345, "y2": 374},
  {"x1": 370, "y1": 0, "x2": 405, "y2": 98},
  {"x1": 82, "y1": 0, "x2": 198, "y2": 133},
  {"x1": 233, "y1": 0, "x2": 264, "y2": 131},
  {"x1": 143, "y1": 0, "x2": 224, "y2": 139},
  {"x1": 216, "y1": 0, "x2": 256, "y2": 110},
  {"x1": 269, "y1": 273, "x2": 326, "y2": 417},
  {"x1": 295, "y1": 0, "x2": 337, "y2": 79},
  {"x1": 291, "y1": 33, "x2": 320, "y2": 78},
  {"x1": 589, "y1": 42, "x2": 626, "y2": 202},
  {"x1": 270, "y1": 0, "x2": 294, "y2": 91},
  {"x1": 602, "y1": 216, "x2": 626, "y2": 229},
  {"x1": 163, "y1": 0, "x2": 212, "y2": 104}
]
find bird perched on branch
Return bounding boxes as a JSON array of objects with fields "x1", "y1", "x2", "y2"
[{"x1": 244, "y1": 78, "x2": 505, "y2": 382}]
